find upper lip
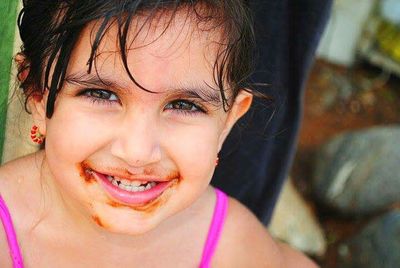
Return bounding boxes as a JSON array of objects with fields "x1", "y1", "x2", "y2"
[{"x1": 88, "y1": 168, "x2": 176, "y2": 182}]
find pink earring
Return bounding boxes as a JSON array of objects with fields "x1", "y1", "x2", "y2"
[
  {"x1": 30, "y1": 125, "x2": 44, "y2": 144},
  {"x1": 215, "y1": 157, "x2": 219, "y2": 166}
]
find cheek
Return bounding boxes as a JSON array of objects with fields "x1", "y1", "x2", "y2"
[
  {"x1": 43, "y1": 104, "x2": 116, "y2": 197},
  {"x1": 165, "y1": 124, "x2": 220, "y2": 179},
  {"x1": 45, "y1": 106, "x2": 113, "y2": 162}
]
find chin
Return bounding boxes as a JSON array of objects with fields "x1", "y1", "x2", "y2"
[
  {"x1": 87, "y1": 196, "x2": 175, "y2": 236},
  {"x1": 101, "y1": 221, "x2": 159, "y2": 236}
]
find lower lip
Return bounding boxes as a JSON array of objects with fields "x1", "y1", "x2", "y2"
[{"x1": 93, "y1": 172, "x2": 175, "y2": 206}]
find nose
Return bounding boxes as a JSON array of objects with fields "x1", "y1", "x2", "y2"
[{"x1": 110, "y1": 112, "x2": 162, "y2": 167}]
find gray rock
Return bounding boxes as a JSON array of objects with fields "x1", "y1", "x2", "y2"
[
  {"x1": 313, "y1": 126, "x2": 400, "y2": 215},
  {"x1": 338, "y1": 210, "x2": 400, "y2": 268}
]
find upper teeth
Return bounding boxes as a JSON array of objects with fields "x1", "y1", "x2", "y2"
[{"x1": 106, "y1": 175, "x2": 156, "y2": 192}]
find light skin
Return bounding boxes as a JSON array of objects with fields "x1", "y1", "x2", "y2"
[{"x1": 0, "y1": 11, "x2": 318, "y2": 267}]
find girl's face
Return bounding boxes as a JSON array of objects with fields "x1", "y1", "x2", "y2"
[{"x1": 32, "y1": 13, "x2": 252, "y2": 235}]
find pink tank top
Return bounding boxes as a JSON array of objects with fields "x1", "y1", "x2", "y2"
[
  {"x1": 199, "y1": 188, "x2": 228, "y2": 267},
  {"x1": 0, "y1": 194, "x2": 24, "y2": 268},
  {"x1": 0, "y1": 188, "x2": 228, "y2": 268}
]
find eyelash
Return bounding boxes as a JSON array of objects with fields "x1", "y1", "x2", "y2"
[
  {"x1": 78, "y1": 88, "x2": 207, "y2": 115},
  {"x1": 164, "y1": 99, "x2": 206, "y2": 115},
  {"x1": 78, "y1": 88, "x2": 120, "y2": 106}
]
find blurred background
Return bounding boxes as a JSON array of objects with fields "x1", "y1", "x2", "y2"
[
  {"x1": 1, "y1": 0, "x2": 400, "y2": 267},
  {"x1": 270, "y1": 0, "x2": 400, "y2": 267}
]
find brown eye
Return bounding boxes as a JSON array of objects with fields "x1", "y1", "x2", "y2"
[
  {"x1": 85, "y1": 89, "x2": 118, "y2": 101},
  {"x1": 169, "y1": 100, "x2": 196, "y2": 111},
  {"x1": 165, "y1": 100, "x2": 205, "y2": 114},
  {"x1": 78, "y1": 88, "x2": 120, "y2": 106}
]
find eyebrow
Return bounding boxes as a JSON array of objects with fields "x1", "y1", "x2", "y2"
[{"x1": 65, "y1": 71, "x2": 222, "y2": 105}]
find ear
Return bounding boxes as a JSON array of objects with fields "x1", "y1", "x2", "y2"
[
  {"x1": 217, "y1": 90, "x2": 253, "y2": 151},
  {"x1": 15, "y1": 53, "x2": 29, "y2": 83},
  {"x1": 28, "y1": 91, "x2": 48, "y2": 136}
]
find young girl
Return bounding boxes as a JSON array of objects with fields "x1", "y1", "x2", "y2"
[{"x1": 0, "y1": 0, "x2": 317, "y2": 267}]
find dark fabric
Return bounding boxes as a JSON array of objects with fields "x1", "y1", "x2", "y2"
[{"x1": 212, "y1": 0, "x2": 333, "y2": 225}]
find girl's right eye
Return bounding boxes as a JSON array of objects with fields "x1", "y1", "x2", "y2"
[{"x1": 78, "y1": 89, "x2": 120, "y2": 105}]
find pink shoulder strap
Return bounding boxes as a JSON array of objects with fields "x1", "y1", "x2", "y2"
[
  {"x1": 199, "y1": 188, "x2": 228, "y2": 268},
  {"x1": 1, "y1": 189, "x2": 228, "y2": 268},
  {"x1": 0, "y1": 194, "x2": 24, "y2": 268}
]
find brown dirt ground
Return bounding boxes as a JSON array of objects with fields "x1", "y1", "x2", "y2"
[{"x1": 291, "y1": 59, "x2": 400, "y2": 267}]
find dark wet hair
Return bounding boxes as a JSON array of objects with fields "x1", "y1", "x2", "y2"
[{"x1": 18, "y1": 0, "x2": 255, "y2": 118}]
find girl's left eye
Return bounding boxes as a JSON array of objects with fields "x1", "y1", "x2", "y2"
[
  {"x1": 164, "y1": 100, "x2": 206, "y2": 114},
  {"x1": 78, "y1": 89, "x2": 120, "y2": 105}
]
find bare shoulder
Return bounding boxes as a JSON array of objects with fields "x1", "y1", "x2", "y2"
[
  {"x1": 212, "y1": 197, "x2": 318, "y2": 268},
  {"x1": 0, "y1": 167, "x2": 11, "y2": 267},
  {"x1": 0, "y1": 151, "x2": 42, "y2": 191},
  {"x1": 0, "y1": 156, "x2": 24, "y2": 195},
  {"x1": 0, "y1": 156, "x2": 30, "y2": 267},
  {"x1": 0, "y1": 152, "x2": 43, "y2": 217},
  {"x1": 0, "y1": 152, "x2": 43, "y2": 266}
]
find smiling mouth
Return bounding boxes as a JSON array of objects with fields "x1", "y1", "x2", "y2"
[
  {"x1": 85, "y1": 168, "x2": 178, "y2": 207},
  {"x1": 106, "y1": 175, "x2": 158, "y2": 192}
]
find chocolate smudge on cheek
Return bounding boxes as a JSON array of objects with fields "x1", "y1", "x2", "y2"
[
  {"x1": 77, "y1": 161, "x2": 95, "y2": 184},
  {"x1": 165, "y1": 171, "x2": 181, "y2": 181}
]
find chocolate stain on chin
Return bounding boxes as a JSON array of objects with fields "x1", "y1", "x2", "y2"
[
  {"x1": 78, "y1": 161, "x2": 95, "y2": 184},
  {"x1": 107, "y1": 178, "x2": 179, "y2": 214},
  {"x1": 92, "y1": 215, "x2": 104, "y2": 227}
]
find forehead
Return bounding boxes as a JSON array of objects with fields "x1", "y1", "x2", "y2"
[{"x1": 68, "y1": 10, "x2": 225, "y2": 92}]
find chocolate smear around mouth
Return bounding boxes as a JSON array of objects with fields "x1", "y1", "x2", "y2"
[
  {"x1": 78, "y1": 161, "x2": 95, "y2": 184},
  {"x1": 77, "y1": 162, "x2": 181, "y2": 213},
  {"x1": 106, "y1": 178, "x2": 179, "y2": 214}
]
